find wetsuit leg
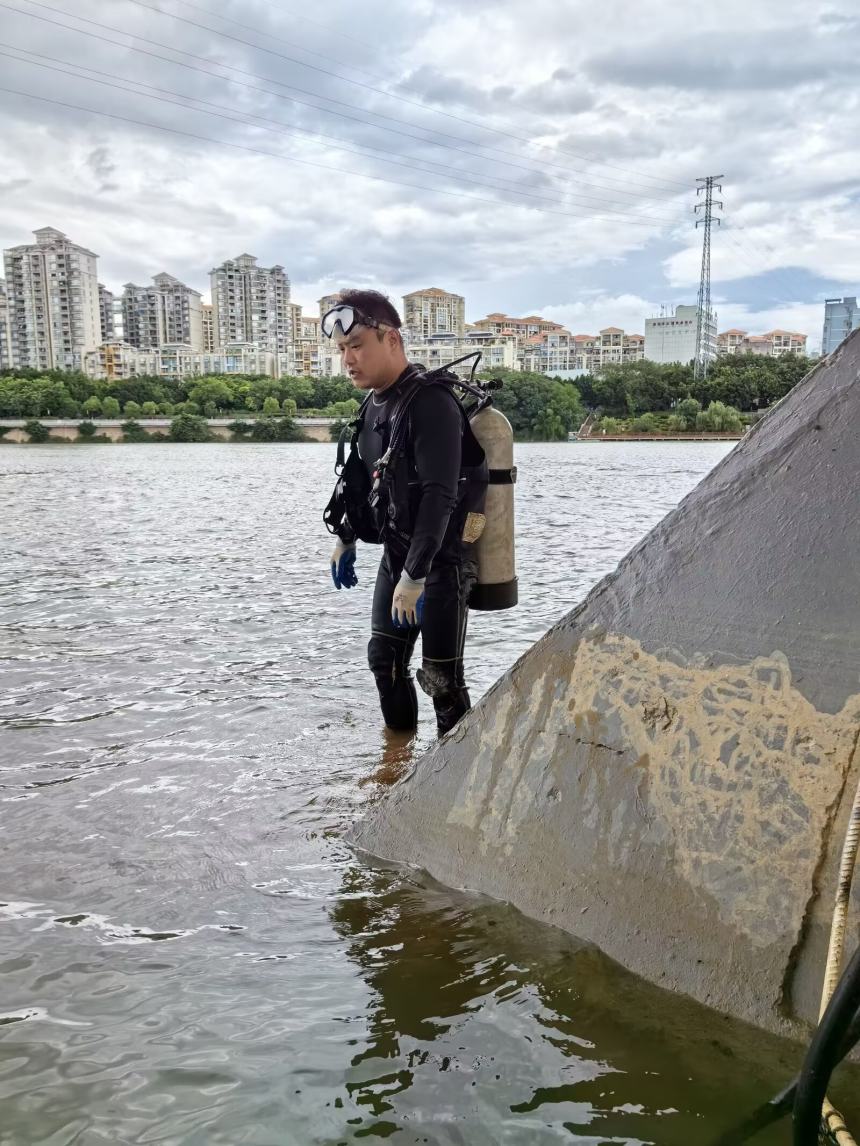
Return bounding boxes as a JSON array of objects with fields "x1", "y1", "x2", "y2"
[
  {"x1": 416, "y1": 558, "x2": 476, "y2": 737},
  {"x1": 368, "y1": 550, "x2": 419, "y2": 731}
]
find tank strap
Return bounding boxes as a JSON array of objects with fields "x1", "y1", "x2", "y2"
[
  {"x1": 488, "y1": 467, "x2": 517, "y2": 484},
  {"x1": 335, "y1": 393, "x2": 372, "y2": 473}
]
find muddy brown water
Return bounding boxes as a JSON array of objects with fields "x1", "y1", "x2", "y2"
[{"x1": 2, "y1": 441, "x2": 855, "y2": 1144}]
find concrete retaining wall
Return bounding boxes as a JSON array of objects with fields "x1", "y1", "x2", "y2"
[{"x1": 352, "y1": 329, "x2": 860, "y2": 1039}]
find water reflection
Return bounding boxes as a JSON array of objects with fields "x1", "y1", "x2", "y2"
[{"x1": 328, "y1": 865, "x2": 805, "y2": 1144}]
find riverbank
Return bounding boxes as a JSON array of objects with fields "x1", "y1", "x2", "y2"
[
  {"x1": 1, "y1": 418, "x2": 745, "y2": 445},
  {"x1": 0, "y1": 416, "x2": 335, "y2": 443},
  {"x1": 574, "y1": 431, "x2": 745, "y2": 441}
]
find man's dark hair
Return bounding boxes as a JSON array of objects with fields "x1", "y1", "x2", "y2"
[{"x1": 338, "y1": 288, "x2": 402, "y2": 330}]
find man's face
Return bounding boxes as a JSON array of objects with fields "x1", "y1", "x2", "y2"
[{"x1": 334, "y1": 324, "x2": 402, "y2": 390}]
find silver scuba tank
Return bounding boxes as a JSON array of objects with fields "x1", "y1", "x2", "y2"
[{"x1": 468, "y1": 406, "x2": 517, "y2": 610}]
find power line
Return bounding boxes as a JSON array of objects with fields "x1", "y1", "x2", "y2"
[
  {"x1": 123, "y1": 0, "x2": 691, "y2": 192},
  {"x1": 5, "y1": 0, "x2": 690, "y2": 210},
  {"x1": 169, "y1": 0, "x2": 383, "y2": 83},
  {"x1": 0, "y1": 45, "x2": 688, "y2": 225},
  {"x1": 0, "y1": 84, "x2": 679, "y2": 230}
]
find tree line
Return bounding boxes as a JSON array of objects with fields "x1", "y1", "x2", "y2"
[{"x1": 0, "y1": 351, "x2": 817, "y2": 442}]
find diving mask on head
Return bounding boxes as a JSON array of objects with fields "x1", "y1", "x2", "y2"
[{"x1": 321, "y1": 304, "x2": 388, "y2": 339}]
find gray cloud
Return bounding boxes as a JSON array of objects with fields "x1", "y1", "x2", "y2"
[
  {"x1": 586, "y1": 26, "x2": 859, "y2": 92},
  {"x1": 0, "y1": 0, "x2": 856, "y2": 334}
]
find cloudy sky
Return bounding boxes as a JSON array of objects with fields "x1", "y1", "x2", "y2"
[{"x1": 1, "y1": 0, "x2": 858, "y2": 349}]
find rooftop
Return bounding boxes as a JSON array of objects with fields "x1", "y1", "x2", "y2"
[{"x1": 403, "y1": 287, "x2": 463, "y2": 299}]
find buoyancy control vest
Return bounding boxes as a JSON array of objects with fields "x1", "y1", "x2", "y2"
[{"x1": 323, "y1": 365, "x2": 517, "y2": 610}]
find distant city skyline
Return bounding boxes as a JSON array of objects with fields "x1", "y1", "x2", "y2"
[{"x1": 2, "y1": 0, "x2": 857, "y2": 359}]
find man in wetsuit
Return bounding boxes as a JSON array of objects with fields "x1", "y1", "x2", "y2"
[{"x1": 323, "y1": 289, "x2": 486, "y2": 737}]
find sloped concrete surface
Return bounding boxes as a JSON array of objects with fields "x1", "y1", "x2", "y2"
[{"x1": 351, "y1": 330, "x2": 860, "y2": 1037}]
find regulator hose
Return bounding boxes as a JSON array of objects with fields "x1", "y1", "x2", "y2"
[
  {"x1": 792, "y1": 945, "x2": 860, "y2": 1144},
  {"x1": 708, "y1": 1005, "x2": 860, "y2": 1146}
]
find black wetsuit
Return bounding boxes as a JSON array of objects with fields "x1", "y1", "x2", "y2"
[{"x1": 358, "y1": 366, "x2": 480, "y2": 736}]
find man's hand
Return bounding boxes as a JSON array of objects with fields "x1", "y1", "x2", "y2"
[
  {"x1": 331, "y1": 540, "x2": 358, "y2": 589},
  {"x1": 392, "y1": 571, "x2": 425, "y2": 627}
]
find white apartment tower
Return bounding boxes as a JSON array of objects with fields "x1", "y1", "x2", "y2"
[
  {"x1": 122, "y1": 273, "x2": 204, "y2": 350},
  {"x1": 403, "y1": 288, "x2": 466, "y2": 340},
  {"x1": 644, "y1": 304, "x2": 716, "y2": 366},
  {"x1": 201, "y1": 303, "x2": 215, "y2": 353},
  {"x1": 98, "y1": 283, "x2": 115, "y2": 342},
  {"x1": 210, "y1": 254, "x2": 292, "y2": 355},
  {"x1": 0, "y1": 279, "x2": 10, "y2": 370},
  {"x1": 2, "y1": 227, "x2": 101, "y2": 370}
]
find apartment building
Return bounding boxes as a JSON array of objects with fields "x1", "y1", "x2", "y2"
[
  {"x1": 717, "y1": 329, "x2": 808, "y2": 357},
  {"x1": 98, "y1": 284, "x2": 115, "y2": 342},
  {"x1": 472, "y1": 312, "x2": 566, "y2": 340},
  {"x1": 403, "y1": 288, "x2": 466, "y2": 340},
  {"x1": 822, "y1": 296, "x2": 859, "y2": 355},
  {"x1": 84, "y1": 341, "x2": 279, "y2": 381},
  {"x1": 0, "y1": 279, "x2": 10, "y2": 369},
  {"x1": 644, "y1": 304, "x2": 716, "y2": 365},
  {"x1": 318, "y1": 294, "x2": 341, "y2": 319},
  {"x1": 3, "y1": 227, "x2": 101, "y2": 370},
  {"x1": 202, "y1": 303, "x2": 214, "y2": 352},
  {"x1": 210, "y1": 254, "x2": 292, "y2": 355},
  {"x1": 407, "y1": 331, "x2": 516, "y2": 374},
  {"x1": 122, "y1": 273, "x2": 204, "y2": 351}
]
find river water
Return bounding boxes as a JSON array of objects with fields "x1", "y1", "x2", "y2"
[{"x1": 0, "y1": 441, "x2": 847, "y2": 1145}]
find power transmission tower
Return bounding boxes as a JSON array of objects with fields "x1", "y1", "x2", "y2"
[{"x1": 694, "y1": 175, "x2": 723, "y2": 380}]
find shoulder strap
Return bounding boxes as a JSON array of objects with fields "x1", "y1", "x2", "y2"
[{"x1": 335, "y1": 393, "x2": 371, "y2": 473}]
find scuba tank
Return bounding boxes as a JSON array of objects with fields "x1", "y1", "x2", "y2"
[
  {"x1": 420, "y1": 353, "x2": 517, "y2": 611},
  {"x1": 467, "y1": 404, "x2": 518, "y2": 610}
]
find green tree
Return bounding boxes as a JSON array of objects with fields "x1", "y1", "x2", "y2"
[
  {"x1": 598, "y1": 416, "x2": 621, "y2": 434},
  {"x1": 696, "y1": 401, "x2": 743, "y2": 432},
  {"x1": 102, "y1": 396, "x2": 121, "y2": 417},
  {"x1": 632, "y1": 412, "x2": 658, "y2": 433},
  {"x1": 249, "y1": 417, "x2": 308, "y2": 442},
  {"x1": 24, "y1": 419, "x2": 51, "y2": 442},
  {"x1": 124, "y1": 400, "x2": 142, "y2": 418},
  {"x1": 158, "y1": 401, "x2": 174, "y2": 416},
  {"x1": 674, "y1": 397, "x2": 702, "y2": 429},
  {"x1": 121, "y1": 419, "x2": 150, "y2": 442},
  {"x1": 532, "y1": 406, "x2": 566, "y2": 440},
  {"x1": 261, "y1": 396, "x2": 281, "y2": 416},
  {"x1": 141, "y1": 401, "x2": 159, "y2": 417},
  {"x1": 169, "y1": 413, "x2": 212, "y2": 442},
  {"x1": 77, "y1": 420, "x2": 98, "y2": 440},
  {"x1": 282, "y1": 397, "x2": 298, "y2": 417},
  {"x1": 83, "y1": 395, "x2": 103, "y2": 417}
]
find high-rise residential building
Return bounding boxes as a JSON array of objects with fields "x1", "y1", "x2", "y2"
[
  {"x1": 644, "y1": 304, "x2": 715, "y2": 366},
  {"x1": 403, "y1": 288, "x2": 466, "y2": 340},
  {"x1": 3, "y1": 227, "x2": 101, "y2": 370},
  {"x1": 210, "y1": 254, "x2": 292, "y2": 354},
  {"x1": 121, "y1": 273, "x2": 203, "y2": 350},
  {"x1": 318, "y1": 293, "x2": 341, "y2": 319},
  {"x1": 202, "y1": 303, "x2": 214, "y2": 352},
  {"x1": 98, "y1": 283, "x2": 115, "y2": 342},
  {"x1": 717, "y1": 329, "x2": 808, "y2": 357},
  {"x1": 822, "y1": 296, "x2": 859, "y2": 355},
  {"x1": 0, "y1": 279, "x2": 10, "y2": 370}
]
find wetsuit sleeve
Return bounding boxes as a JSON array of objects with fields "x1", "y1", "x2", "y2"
[{"x1": 403, "y1": 386, "x2": 463, "y2": 580}]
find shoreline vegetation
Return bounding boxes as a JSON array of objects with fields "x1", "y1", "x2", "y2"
[{"x1": 0, "y1": 353, "x2": 815, "y2": 444}]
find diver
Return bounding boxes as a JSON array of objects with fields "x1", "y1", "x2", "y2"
[{"x1": 322, "y1": 289, "x2": 488, "y2": 738}]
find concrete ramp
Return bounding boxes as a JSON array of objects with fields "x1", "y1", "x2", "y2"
[{"x1": 352, "y1": 330, "x2": 860, "y2": 1037}]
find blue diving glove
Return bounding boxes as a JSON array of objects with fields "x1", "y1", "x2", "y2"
[
  {"x1": 331, "y1": 540, "x2": 358, "y2": 590},
  {"x1": 391, "y1": 571, "x2": 425, "y2": 628}
]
